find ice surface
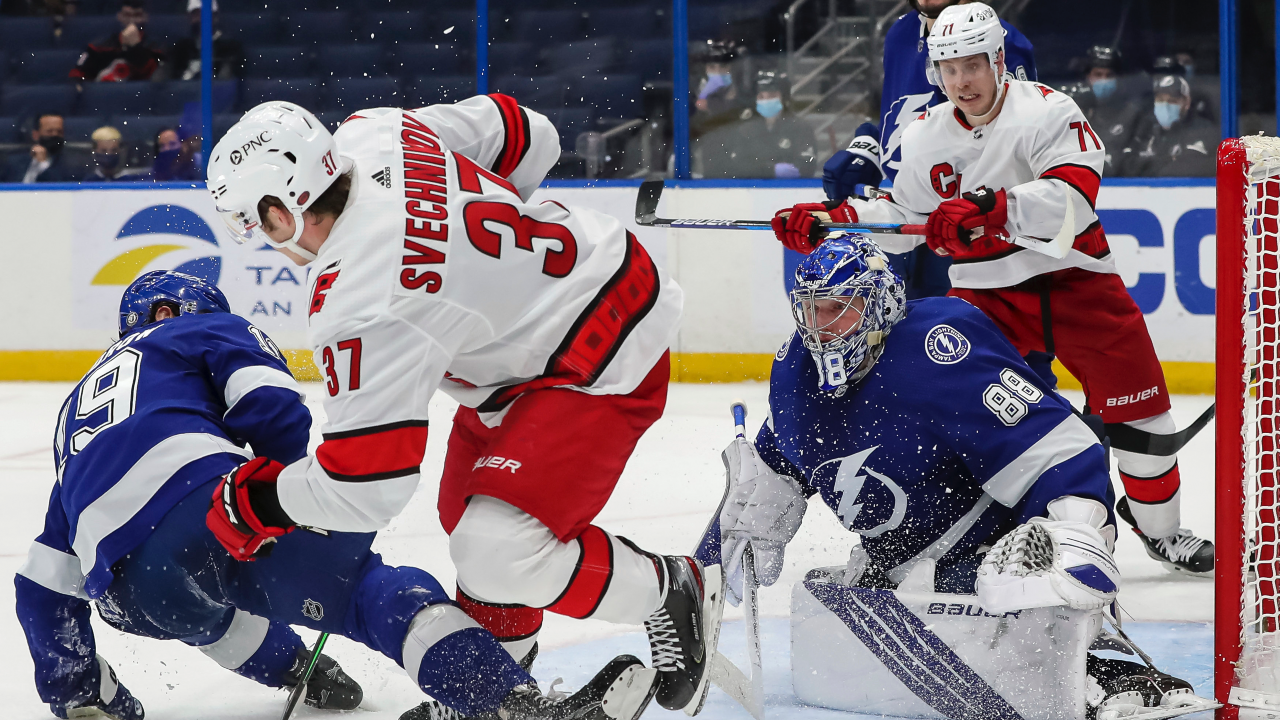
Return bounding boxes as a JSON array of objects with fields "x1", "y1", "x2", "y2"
[{"x1": 0, "y1": 382, "x2": 1218, "y2": 718}]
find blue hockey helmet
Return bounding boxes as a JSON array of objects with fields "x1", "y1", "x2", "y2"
[
  {"x1": 791, "y1": 233, "x2": 906, "y2": 391},
  {"x1": 118, "y1": 270, "x2": 231, "y2": 338}
]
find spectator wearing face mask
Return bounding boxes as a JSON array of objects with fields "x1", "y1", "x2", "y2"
[
  {"x1": 85, "y1": 126, "x2": 138, "y2": 182},
  {"x1": 1, "y1": 113, "x2": 75, "y2": 184},
  {"x1": 151, "y1": 126, "x2": 201, "y2": 181},
  {"x1": 1118, "y1": 74, "x2": 1218, "y2": 177},
  {"x1": 159, "y1": 0, "x2": 244, "y2": 81},
  {"x1": 1074, "y1": 46, "x2": 1143, "y2": 176},
  {"x1": 691, "y1": 40, "x2": 751, "y2": 137},
  {"x1": 699, "y1": 70, "x2": 814, "y2": 179},
  {"x1": 70, "y1": 0, "x2": 164, "y2": 82},
  {"x1": 1151, "y1": 53, "x2": 1215, "y2": 122}
]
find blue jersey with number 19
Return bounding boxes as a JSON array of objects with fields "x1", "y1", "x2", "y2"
[{"x1": 19, "y1": 313, "x2": 310, "y2": 600}]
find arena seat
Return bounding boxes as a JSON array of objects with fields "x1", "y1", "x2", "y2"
[
  {"x1": 315, "y1": 45, "x2": 388, "y2": 79},
  {"x1": 405, "y1": 75, "x2": 474, "y2": 107},
  {"x1": 153, "y1": 81, "x2": 239, "y2": 115},
  {"x1": 541, "y1": 106, "x2": 593, "y2": 150},
  {"x1": 0, "y1": 17, "x2": 57, "y2": 51},
  {"x1": 63, "y1": 115, "x2": 106, "y2": 142},
  {"x1": 59, "y1": 15, "x2": 120, "y2": 49},
  {"x1": 489, "y1": 75, "x2": 570, "y2": 111},
  {"x1": 514, "y1": 10, "x2": 584, "y2": 44},
  {"x1": 586, "y1": 8, "x2": 660, "y2": 39},
  {"x1": 143, "y1": 14, "x2": 192, "y2": 48},
  {"x1": 322, "y1": 77, "x2": 400, "y2": 112},
  {"x1": 619, "y1": 39, "x2": 670, "y2": 82},
  {"x1": 0, "y1": 85, "x2": 78, "y2": 119},
  {"x1": 543, "y1": 38, "x2": 618, "y2": 75},
  {"x1": 389, "y1": 44, "x2": 469, "y2": 77},
  {"x1": 79, "y1": 83, "x2": 159, "y2": 116},
  {"x1": 111, "y1": 114, "x2": 183, "y2": 144},
  {"x1": 361, "y1": 11, "x2": 428, "y2": 43},
  {"x1": 243, "y1": 45, "x2": 312, "y2": 79},
  {"x1": 12, "y1": 49, "x2": 81, "y2": 84},
  {"x1": 281, "y1": 11, "x2": 353, "y2": 46},
  {"x1": 219, "y1": 12, "x2": 282, "y2": 46},
  {"x1": 242, "y1": 78, "x2": 320, "y2": 110},
  {"x1": 489, "y1": 43, "x2": 538, "y2": 76}
]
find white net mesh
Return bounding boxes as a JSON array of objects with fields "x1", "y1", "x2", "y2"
[{"x1": 1238, "y1": 135, "x2": 1280, "y2": 695}]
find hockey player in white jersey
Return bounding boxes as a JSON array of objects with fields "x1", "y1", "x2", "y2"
[
  {"x1": 769, "y1": 2, "x2": 1212, "y2": 576},
  {"x1": 205, "y1": 97, "x2": 724, "y2": 718}
]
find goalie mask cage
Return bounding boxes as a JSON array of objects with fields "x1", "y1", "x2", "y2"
[{"x1": 1218, "y1": 135, "x2": 1280, "y2": 720}]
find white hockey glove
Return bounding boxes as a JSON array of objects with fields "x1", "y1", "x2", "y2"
[
  {"x1": 720, "y1": 436, "x2": 807, "y2": 607},
  {"x1": 977, "y1": 496, "x2": 1119, "y2": 614}
]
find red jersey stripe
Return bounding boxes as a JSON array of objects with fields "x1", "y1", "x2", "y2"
[
  {"x1": 1041, "y1": 164, "x2": 1102, "y2": 209},
  {"x1": 476, "y1": 233, "x2": 661, "y2": 413},
  {"x1": 317, "y1": 420, "x2": 429, "y2": 482},
  {"x1": 545, "y1": 526, "x2": 614, "y2": 619},
  {"x1": 488, "y1": 93, "x2": 530, "y2": 179}
]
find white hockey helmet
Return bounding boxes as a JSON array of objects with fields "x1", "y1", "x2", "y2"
[
  {"x1": 207, "y1": 101, "x2": 348, "y2": 263},
  {"x1": 925, "y1": 2, "x2": 1005, "y2": 88}
]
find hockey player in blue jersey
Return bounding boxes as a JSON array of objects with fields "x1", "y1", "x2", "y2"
[
  {"x1": 821, "y1": 0, "x2": 1035, "y2": 299},
  {"x1": 716, "y1": 234, "x2": 1118, "y2": 606},
  {"x1": 15, "y1": 271, "x2": 657, "y2": 720},
  {"x1": 710, "y1": 235, "x2": 1206, "y2": 717}
]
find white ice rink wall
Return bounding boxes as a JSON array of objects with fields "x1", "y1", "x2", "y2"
[{"x1": 0, "y1": 179, "x2": 1216, "y2": 390}]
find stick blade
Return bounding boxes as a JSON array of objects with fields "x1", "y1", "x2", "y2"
[{"x1": 636, "y1": 179, "x2": 665, "y2": 225}]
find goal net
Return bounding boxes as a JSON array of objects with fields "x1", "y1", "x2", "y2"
[{"x1": 1220, "y1": 135, "x2": 1280, "y2": 720}]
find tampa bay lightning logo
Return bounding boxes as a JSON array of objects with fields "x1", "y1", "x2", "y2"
[
  {"x1": 925, "y1": 324, "x2": 971, "y2": 365},
  {"x1": 814, "y1": 446, "x2": 907, "y2": 538}
]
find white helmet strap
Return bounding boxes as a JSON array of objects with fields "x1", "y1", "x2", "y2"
[{"x1": 263, "y1": 209, "x2": 317, "y2": 262}]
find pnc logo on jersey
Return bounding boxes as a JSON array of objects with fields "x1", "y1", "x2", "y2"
[
  {"x1": 925, "y1": 324, "x2": 971, "y2": 364},
  {"x1": 309, "y1": 262, "x2": 341, "y2": 317},
  {"x1": 473, "y1": 456, "x2": 522, "y2": 473}
]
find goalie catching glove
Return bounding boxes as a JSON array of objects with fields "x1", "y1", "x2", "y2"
[
  {"x1": 206, "y1": 457, "x2": 296, "y2": 561},
  {"x1": 977, "y1": 496, "x2": 1119, "y2": 613},
  {"x1": 771, "y1": 200, "x2": 857, "y2": 254},
  {"x1": 719, "y1": 436, "x2": 807, "y2": 606}
]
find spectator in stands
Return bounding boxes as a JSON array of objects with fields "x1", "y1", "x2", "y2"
[
  {"x1": 1, "y1": 113, "x2": 74, "y2": 184},
  {"x1": 1118, "y1": 74, "x2": 1217, "y2": 178},
  {"x1": 1072, "y1": 46, "x2": 1143, "y2": 176},
  {"x1": 1152, "y1": 53, "x2": 1215, "y2": 122},
  {"x1": 699, "y1": 70, "x2": 814, "y2": 179},
  {"x1": 69, "y1": 0, "x2": 164, "y2": 83},
  {"x1": 85, "y1": 126, "x2": 134, "y2": 181},
  {"x1": 151, "y1": 127, "x2": 201, "y2": 181},
  {"x1": 159, "y1": 0, "x2": 243, "y2": 81},
  {"x1": 691, "y1": 41, "x2": 751, "y2": 138}
]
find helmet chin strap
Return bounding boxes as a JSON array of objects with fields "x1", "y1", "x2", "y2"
[{"x1": 274, "y1": 210, "x2": 317, "y2": 263}]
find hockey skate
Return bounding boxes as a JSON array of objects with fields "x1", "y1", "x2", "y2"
[
  {"x1": 281, "y1": 646, "x2": 363, "y2": 711},
  {"x1": 1116, "y1": 497, "x2": 1214, "y2": 576},
  {"x1": 644, "y1": 555, "x2": 725, "y2": 715},
  {"x1": 1086, "y1": 656, "x2": 1216, "y2": 720},
  {"x1": 397, "y1": 654, "x2": 658, "y2": 720}
]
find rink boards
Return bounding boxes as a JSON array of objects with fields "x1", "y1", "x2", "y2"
[{"x1": 0, "y1": 179, "x2": 1215, "y2": 387}]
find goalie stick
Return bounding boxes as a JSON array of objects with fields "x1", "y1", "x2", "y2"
[
  {"x1": 634, "y1": 179, "x2": 1077, "y2": 259},
  {"x1": 281, "y1": 632, "x2": 329, "y2": 720},
  {"x1": 694, "y1": 401, "x2": 765, "y2": 720}
]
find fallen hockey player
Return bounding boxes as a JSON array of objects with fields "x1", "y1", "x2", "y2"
[
  {"x1": 770, "y1": 1, "x2": 1213, "y2": 576},
  {"x1": 15, "y1": 270, "x2": 656, "y2": 720},
  {"x1": 706, "y1": 234, "x2": 1215, "y2": 719}
]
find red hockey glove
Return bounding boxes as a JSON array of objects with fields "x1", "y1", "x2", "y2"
[
  {"x1": 771, "y1": 200, "x2": 858, "y2": 254},
  {"x1": 925, "y1": 188, "x2": 1010, "y2": 258},
  {"x1": 206, "y1": 457, "x2": 295, "y2": 561}
]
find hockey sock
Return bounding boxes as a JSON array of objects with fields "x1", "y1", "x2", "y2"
[
  {"x1": 456, "y1": 588, "x2": 543, "y2": 662},
  {"x1": 544, "y1": 526, "x2": 664, "y2": 624},
  {"x1": 1119, "y1": 468, "x2": 1182, "y2": 539},
  {"x1": 403, "y1": 603, "x2": 530, "y2": 716},
  {"x1": 191, "y1": 613, "x2": 302, "y2": 687}
]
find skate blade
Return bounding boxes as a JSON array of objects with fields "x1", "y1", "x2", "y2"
[
  {"x1": 683, "y1": 564, "x2": 727, "y2": 717},
  {"x1": 600, "y1": 665, "x2": 659, "y2": 720},
  {"x1": 1095, "y1": 693, "x2": 1219, "y2": 720}
]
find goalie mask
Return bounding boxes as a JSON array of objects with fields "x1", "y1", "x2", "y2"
[
  {"x1": 207, "y1": 101, "x2": 349, "y2": 263},
  {"x1": 925, "y1": 2, "x2": 1007, "y2": 120},
  {"x1": 119, "y1": 270, "x2": 231, "y2": 338},
  {"x1": 791, "y1": 234, "x2": 906, "y2": 392}
]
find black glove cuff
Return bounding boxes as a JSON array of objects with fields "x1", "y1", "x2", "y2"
[
  {"x1": 962, "y1": 188, "x2": 997, "y2": 214},
  {"x1": 246, "y1": 482, "x2": 293, "y2": 529}
]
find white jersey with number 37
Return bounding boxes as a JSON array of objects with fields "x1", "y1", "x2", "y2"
[
  {"x1": 853, "y1": 79, "x2": 1118, "y2": 289},
  {"x1": 275, "y1": 95, "x2": 682, "y2": 532}
]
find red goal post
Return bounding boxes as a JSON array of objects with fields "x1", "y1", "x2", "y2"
[{"x1": 1217, "y1": 136, "x2": 1280, "y2": 720}]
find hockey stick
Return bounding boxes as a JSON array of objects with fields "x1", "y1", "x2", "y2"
[
  {"x1": 693, "y1": 401, "x2": 764, "y2": 720},
  {"x1": 281, "y1": 632, "x2": 329, "y2": 720},
  {"x1": 1103, "y1": 403, "x2": 1215, "y2": 456},
  {"x1": 634, "y1": 179, "x2": 1075, "y2": 260}
]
